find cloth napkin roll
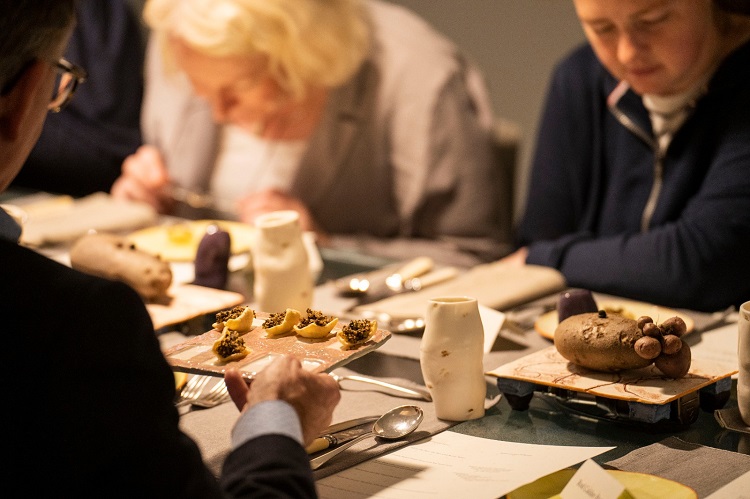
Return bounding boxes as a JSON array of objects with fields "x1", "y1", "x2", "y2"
[{"x1": 353, "y1": 262, "x2": 566, "y2": 318}]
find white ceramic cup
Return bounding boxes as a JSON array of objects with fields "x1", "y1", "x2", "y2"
[
  {"x1": 420, "y1": 296, "x2": 486, "y2": 421},
  {"x1": 738, "y1": 301, "x2": 750, "y2": 426},
  {"x1": 252, "y1": 210, "x2": 313, "y2": 313}
]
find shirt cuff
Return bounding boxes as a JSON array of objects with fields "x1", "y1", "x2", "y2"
[{"x1": 231, "y1": 400, "x2": 304, "y2": 450}]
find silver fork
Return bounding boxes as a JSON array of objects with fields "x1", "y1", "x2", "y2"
[
  {"x1": 169, "y1": 184, "x2": 218, "y2": 210},
  {"x1": 329, "y1": 372, "x2": 432, "y2": 401},
  {"x1": 175, "y1": 375, "x2": 211, "y2": 407},
  {"x1": 190, "y1": 380, "x2": 231, "y2": 408}
]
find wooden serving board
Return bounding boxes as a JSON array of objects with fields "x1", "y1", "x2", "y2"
[
  {"x1": 487, "y1": 346, "x2": 737, "y2": 405},
  {"x1": 163, "y1": 312, "x2": 391, "y2": 379}
]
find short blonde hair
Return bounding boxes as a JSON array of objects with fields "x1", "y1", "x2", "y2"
[{"x1": 144, "y1": 0, "x2": 371, "y2": 99}]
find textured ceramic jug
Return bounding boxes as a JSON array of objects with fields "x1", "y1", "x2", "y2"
[
  {"x1": 252, "y1": 210, "x2": 313, "y2": 313},
  {"x1": 420, "y1": 296, "x2": 486, "y2": 421},
  {"x1": 738, "y1": 301, "x2": 750, "y2": 426}
]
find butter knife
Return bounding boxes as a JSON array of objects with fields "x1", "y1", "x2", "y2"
[
  {"x1": 358, "y1": 266, "x2": 460, "y2": 304},
  {"x1": 334, "y1": 256, "x2": 434, "y2": 298},
  {"x1": 384, "y1": 256, "x2": 434, "y2": 291},
  {"x1": 306, "y1": 415, "x2": 379, "y2": 454}
]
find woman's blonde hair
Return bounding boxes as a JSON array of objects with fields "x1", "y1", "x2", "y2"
[{"x1": 144, "y1": 0, "x2": 371, "y2": 99}]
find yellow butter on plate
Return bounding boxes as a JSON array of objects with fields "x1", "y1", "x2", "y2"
[{"x1": 128, "y1": 220, "x2": 256, "y2": 262}]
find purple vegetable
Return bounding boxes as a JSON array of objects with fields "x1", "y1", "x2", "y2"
[
  {"x1": 193, "y1": 227, "x2": 231, "y2": 289},
  {"x1": 557, "y1": 289, "x2": 598, "y2": 323}
]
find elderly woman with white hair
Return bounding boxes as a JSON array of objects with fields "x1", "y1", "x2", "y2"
[{"x1": 112, "y1": 0, "x2": 505, "y2": 264}]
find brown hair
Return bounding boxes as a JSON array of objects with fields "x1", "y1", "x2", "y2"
[{"x1": 0, "y1": 0, "x2": 77, "y2": 93}]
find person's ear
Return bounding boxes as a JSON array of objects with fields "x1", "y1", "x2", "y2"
[{"x1": 0, "y1": 60, "x2": 48, "y2": 141}]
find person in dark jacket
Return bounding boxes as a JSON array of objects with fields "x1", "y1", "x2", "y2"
[
  {"x1": 10, "y1": 0, "x2": 144, "y2": 197},
  {"x1": 0, "y1": 2, "x2": 339, "y2": 496},
  {"x1": 507, "y1": 0, "x2": 750, "y2": 312}
]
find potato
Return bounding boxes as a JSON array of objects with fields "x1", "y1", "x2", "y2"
[
  {"x1": 634, "y1": 336, "x2": 661, "y2": 359},
  {"x1": 654, "y1": 340, "x2": 691, "y2": 378},
  {"x1": 554, "y1": 313, "x2": 653, "y2": 372}
]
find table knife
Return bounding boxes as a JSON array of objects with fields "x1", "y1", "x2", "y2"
[
  {"x1": 358, "y1": 265, "x2": 459, "y2": 304},
  {"x1": 334, "y1": 256, "x2": 434, "y2": 298},
  {"x1": 402, "y1": 266, "x2": 460, "y2": 291},
  {"x1": 305, "y1": 415, "x2": 379, "y2": 454},
  {"x1": 384, "y1": 256, "x2": 434, "y2": 291}
]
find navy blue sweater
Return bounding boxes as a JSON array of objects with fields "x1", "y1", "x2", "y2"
[{"x1": 519, "y1": 41, "x2": 750, "y2": 312}]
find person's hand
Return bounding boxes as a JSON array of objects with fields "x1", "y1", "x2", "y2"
[
  {"x1": 236, "y1": 188, "x2": 328, "y2": 242},
  {"x1": 499, "y1": 246, "x2": 529, "y2": 267},
  {"x1": 110, "y1": 145, "x2": 174, "y2": 213},
  {"x1": 224, "y1": 356, "x2": 341, "y2": 446}
]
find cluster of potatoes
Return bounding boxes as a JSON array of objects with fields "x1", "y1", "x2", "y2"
[{"x1": 554, "y1": 309, "x2": 691, "y2": 379}]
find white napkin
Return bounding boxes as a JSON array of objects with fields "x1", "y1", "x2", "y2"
[{"x1": 18, "y1": 192, "x2": 158, "y2": 246}]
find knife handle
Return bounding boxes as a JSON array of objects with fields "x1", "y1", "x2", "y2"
[
  {"x1": 406, "y1": 266, "x2": 460, "y2": 291},
  {"x1": 306, "y1": 435, "x2": 334, "y2": 454},
  {"x1": 395, "y1": 256, "x2": 434, "y2": 281}
]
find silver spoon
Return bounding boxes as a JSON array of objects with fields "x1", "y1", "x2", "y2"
[{"x1": 310, "y1": 405, "x2": 424, "y2": 470}]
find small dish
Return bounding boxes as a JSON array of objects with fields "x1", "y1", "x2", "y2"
[
  {"x1": 507, "y1": 468, "x2": 696, "y2": 499},
  {"x1": 534, "y1": 299, "x2": 695, "y2": 341}
]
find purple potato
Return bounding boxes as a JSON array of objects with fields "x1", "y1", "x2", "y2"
[
  {"x1": 557, "y1": 289, "x2": 598, "y2": 323},
  {"x1": 193, "y1": 228, "x2": 231, "y2": 289}
]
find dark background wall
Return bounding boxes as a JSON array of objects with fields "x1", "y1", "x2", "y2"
[{"x1": 389, "y1": 0, "x2": 585, "y2": 218}]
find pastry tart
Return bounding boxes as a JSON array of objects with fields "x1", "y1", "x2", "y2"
[
  {"x1": 338, "y1": 319, "x2": 377, "y2": 350},
  {"x1": 212, "y1": 327, "x2": 250, "y2": 362},
  {"x1": 263, "y1": 308, "x2": 302, "y2": 337},
  {"x1": 294, "y1": 308, "x2": 338, "y2": 339},
  {"x1": 213, "y1": 305, "x2": 254, "y2": 332}
]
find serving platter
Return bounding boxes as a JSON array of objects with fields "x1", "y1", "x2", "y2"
[
  {"x1": 534, "y1": 299, "x2": 695, "y2": 341},
  {"x1": 163, "y1": 312, "x2": 391, "y2": 379}
]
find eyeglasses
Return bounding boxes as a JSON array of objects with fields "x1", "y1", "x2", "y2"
[
  {"x1": 49, "y1": 58, "x2": 86, "y2": 112},
  {"x1": 0, "y1": 57, "x2": 86, "y2": 113}
]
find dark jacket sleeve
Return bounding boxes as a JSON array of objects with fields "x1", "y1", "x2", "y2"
[
  {"x1": 221, "y1": 434, "x2": 318, "y2": 499},
  {"x1": 3, "y1": 245, "x2": 224, "y2": 497},
  {"x1": 11, "y1": 0, "x2": 144, "y2": 196},
  {"x1": 4, "y1": 236, "x2": 318, "y2": 497}
]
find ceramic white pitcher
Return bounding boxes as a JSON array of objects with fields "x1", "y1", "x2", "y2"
[
  {"x1": 252, "y1": 210, "x2": 313, "y2": 313},
  {"x1": 420, "y1": 296, "x2": 486, "y2": 421},
  {"x1": 738, "y1": 301, "x2": 750, "y2": 426}
]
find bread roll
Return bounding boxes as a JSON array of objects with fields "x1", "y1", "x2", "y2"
[{"x1": 70, "y1": 233, "x2": 172, "y2": 302}]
